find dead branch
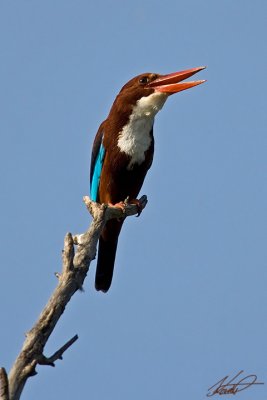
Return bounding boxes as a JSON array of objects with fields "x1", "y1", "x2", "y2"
[
  {"x1": 38, "y1": 334, "x2": 79, "y2": 366},
  {"x1": 4, "y1": 196, "x2": 147, "y2": 400}
]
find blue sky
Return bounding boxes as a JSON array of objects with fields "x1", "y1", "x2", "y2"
[{"x1": 0, "y1": 1, "x2": 267, "y2": 399}]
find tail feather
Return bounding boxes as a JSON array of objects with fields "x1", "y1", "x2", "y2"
[{"x1": 95, "y1": 219, "x2": 123, "y2": 292}]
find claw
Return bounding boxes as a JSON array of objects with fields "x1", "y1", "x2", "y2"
[{"x1": 128, "y1": 199, "x2": 144, "y2": 217}]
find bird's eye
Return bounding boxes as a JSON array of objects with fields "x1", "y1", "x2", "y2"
[{"x1": 139, "y1": 76, "x2": 149, "y2": 84}]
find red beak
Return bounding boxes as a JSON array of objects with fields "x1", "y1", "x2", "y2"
[{"x1": 147, "y1": 66, "x2": 206, "y2": 94}]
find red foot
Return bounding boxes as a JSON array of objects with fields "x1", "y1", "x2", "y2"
[{"x1": 108, "y1": 198, "x2": 144, "y2": 216}]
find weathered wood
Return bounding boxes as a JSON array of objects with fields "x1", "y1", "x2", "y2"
[{"x1": 5, "y1": 196, "x2": 147, "y2": 400}]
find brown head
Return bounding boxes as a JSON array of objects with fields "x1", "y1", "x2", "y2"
[{"x1": 107, "y1": 66, "x2": 206, "y2": 126}]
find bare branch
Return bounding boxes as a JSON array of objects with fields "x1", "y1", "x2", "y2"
[
  {"x1": 38, "y1": 334, "x2": 79, "y2": 367},
  {"x1": 7, "y1": 196, "x2": 147, "y2": 400}
]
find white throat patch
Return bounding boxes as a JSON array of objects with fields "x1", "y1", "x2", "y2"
[{"x1": 117, "y1": 92, "x2": 167, "y2": 169}]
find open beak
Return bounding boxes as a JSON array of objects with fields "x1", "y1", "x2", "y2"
[{"x1": 147, "y1": 66, "x2": 206, "y2": 94}]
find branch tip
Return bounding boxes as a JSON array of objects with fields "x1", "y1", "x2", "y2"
[
  {"x1": 0, "y1": 367, "x2": 9, "y2": 400},
  {"x1": 64, "y1": 232, "x2": 74, "y2": 245},
  {"x1": 62, "y1": 232, "x2": 74, "y2": 272},
  {"x1": 83, "y1": 196, "x2": 106, "y2": 219}
]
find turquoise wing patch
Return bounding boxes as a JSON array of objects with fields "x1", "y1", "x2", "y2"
[{"x1": 90, "y1": 143, "x2": 105, "y2": 202}]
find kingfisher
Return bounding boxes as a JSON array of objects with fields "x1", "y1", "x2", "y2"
[{"x1": 90, "y1": 66, "x2": 206, "y2": 292}]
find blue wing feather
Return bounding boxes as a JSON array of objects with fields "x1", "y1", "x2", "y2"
[
  {"x1": 90, "y1": 125, "x2": 105, "y2": 202},
  {"x1": 90, "y1": 142, "x2": 105, "y2": 201}
]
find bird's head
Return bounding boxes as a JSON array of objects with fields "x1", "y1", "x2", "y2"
[{"x1": 109, "y1": 66, "x2": 206, "y2": 122}]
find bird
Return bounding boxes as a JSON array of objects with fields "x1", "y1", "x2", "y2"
[{"x1": 90, "y1": 66, "x2": 206, "y2": 292}]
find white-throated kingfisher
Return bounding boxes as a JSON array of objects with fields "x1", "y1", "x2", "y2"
[{"x1": 90, "y1": 66, "x2": 206, "y2": 292}]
